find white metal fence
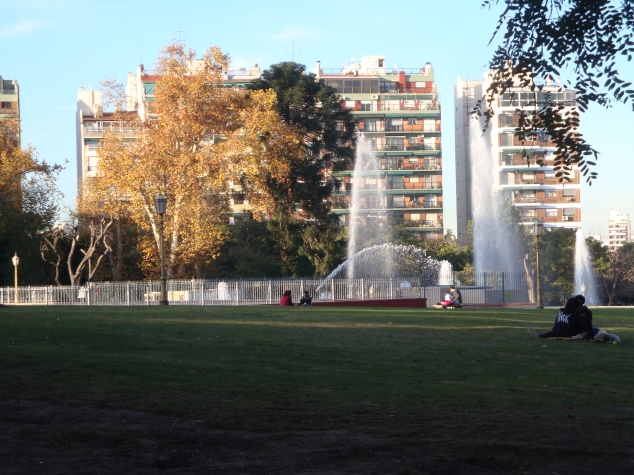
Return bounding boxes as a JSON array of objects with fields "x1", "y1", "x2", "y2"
[{"x1": 0, "y1": 273, "x2": 533, "y2": 306}]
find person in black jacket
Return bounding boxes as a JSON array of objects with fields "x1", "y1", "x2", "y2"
[
  {"x1": 528, "y1": 297, "x2": 592, "y2": 338},
  {"x1": 550, "y1": 298, "x2": 592, "y2": 337},
  {"x1": 298, "y1": 290, "x2": 312, "y2": 306},
  {"x1": 573, "y1": 294, "x2": 622, "y2": 343}
]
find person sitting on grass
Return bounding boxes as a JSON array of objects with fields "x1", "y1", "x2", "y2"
[
  {"x1": 279, "y1": 290, "x2": 293, "y2": 306},
  {"x1": 438, "y1": 289, "x2": 457, "y2": 307},
  {"x1": 573, "y1": 294, "x2": 621, "y2": 343},
  {"x1": 298, "y1": 290, "x2": 312, "y2": 306},
  {"x1": 449, "y1": 286, "x2": 462, "y2": 305},
  {"x1": 528, "y1": 297, "x2": 592, "y2": 339}
]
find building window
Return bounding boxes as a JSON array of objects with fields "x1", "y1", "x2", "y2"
[
  {"x1": 387, "y1": 119, "x2": 402, "y2": 131},
  {"x1": 392, "y1": 196, "x2": 405, "y2": 208},
  {"x1": 423, "y1": 119, "x2": 436, "y2": 131},
  {"x1": 364, "y1": 119, "x2": 377, "y2": 132},
  {"x1": 345, "y1": 100, "x2": 356, "y2": 108},
  {"x1": 385, "y1": 137, "x2": 403, "y2": 151},
  {"x1": 407, "y1": 118, "x2": 418, "y2": 125},
  {"x1": 545, "y1": 170, "x2": 556, "y2": 178},
  {"x1": 424, "y1": 195, "x2": 438, "y2": 208},
  {"x1": 501, "y1": 133, "x2": 514, "y2": 147},
  {"x1": 500, "y1": 114, "x2": 514, "y2": 127},
  {"x1": 546, "y1": 209, "x2": 557, "y2": 217},
  {"x1": 380, "y1": 81, "x2": 399, "y2": 93},
  {"x1": 423, "y1": 137, "x2": 436, "y2": 150},
  {"x1": 414, "y1": 81, "x2": 426, "y2": 88},
  {"x1": 562, "y1": 188, "x2": 575, "y2": 196},
  {"x1": 545, "y1": 190, "x2": 556, "y2": 198},
  {"x1": 360, "y1": 100, "x2": 374, "y2": 111},
  {"x1": 143, "y1": 83, "x2": 155, "y2": 95},
  {"x1": 523, "y1": 209, "x2": 536, "y2": 217}
]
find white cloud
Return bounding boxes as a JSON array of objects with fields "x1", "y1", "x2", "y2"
[{"x1": 0, "y1": 19, "x2": 45, "y2": 38}]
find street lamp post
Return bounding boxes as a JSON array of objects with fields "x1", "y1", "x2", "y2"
[
  {"x1": 155, "y1": 193, "x2": 169, "y2": 306},
  {"x1": 532, "y1": 220, "x2": 544, "y2": 309},
  {"x1": 12, "y1": 253, "x2": 19, "y2": 304}
]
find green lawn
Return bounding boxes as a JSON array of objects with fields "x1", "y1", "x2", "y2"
[{"x1": 1, "y1": 305, "x2": 633, "y2": 426}]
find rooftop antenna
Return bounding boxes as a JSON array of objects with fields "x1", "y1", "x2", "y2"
[
  {"x1": 173, "y1": 25, "x2": 186, "y2": 44},
  {"x1": 140, "y1": 43, "x2": 143, "y2": 64},
  {"x1": 286, "y1": 38, "x2": 300, "y2": 62}
]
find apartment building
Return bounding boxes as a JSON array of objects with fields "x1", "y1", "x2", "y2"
[
  {"x1": 76, "y1": 64, "x2": 261, "y2": 217},
  {"x1": 455, "y1": 74, "x2": 582, "y2": 244},
  {"x1": 607, "y1": 209, "x2": 630, "y2": 252},
  {"x1": 316, "y1": 56, "x2": 443, "y2": 240},
  {"x1": 0, "y1": 75, "x2": 20, "y2": 137}
]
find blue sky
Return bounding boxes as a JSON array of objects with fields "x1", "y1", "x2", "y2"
[{"x1": 2, "y1": 0, "x2": 633, "y2": 238}]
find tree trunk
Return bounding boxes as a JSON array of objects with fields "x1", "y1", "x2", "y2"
[{"x1": 67, "y1": 216, "x2": 115, "y2": 286}]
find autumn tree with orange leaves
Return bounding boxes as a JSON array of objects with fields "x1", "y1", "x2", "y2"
[{"x1": 86, "y1": 43, "x2": 300, "y2": 277}]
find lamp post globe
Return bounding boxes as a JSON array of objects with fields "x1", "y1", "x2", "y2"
[
  {"x1": 155, "y1": 193, "x2": 169, "y2": 306},
  {"x1": 12, "y1": 253, "x2": 19, "y2": 305},
  {"x1": 532, "y1": 220, "x2": 544, "y2": 309},
  {"x1": 155, "y1": 193, "x2": 167, "y2": 215}
]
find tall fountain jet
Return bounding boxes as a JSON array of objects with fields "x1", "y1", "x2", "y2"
[
  {"x1": 469, "y1": 116, "x2": 523, "y2": 273},
  {"x1": 574, "y1": 228, "x2": 598, "y2": 304},
  {"x1": 346, "y1": 135, "x2": 391, "y2": 277}
]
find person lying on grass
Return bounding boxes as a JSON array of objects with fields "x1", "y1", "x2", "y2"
[
  {"x1": 528, "y1": 297, "x2": 591, "y2": 339},
  {"x1": 528, "y1": 296, "x2": 621, "y2": 343}
]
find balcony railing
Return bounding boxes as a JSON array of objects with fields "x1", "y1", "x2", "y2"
[
  {"x1": 520, "y1": 214, "x2": 580, "y2": 223},
  {"x1": 407, "y1": 220, "x2": 443, "y2": 228},
  {"x1": 513, "y1": 196, "x2": 560, "y2": 204},
  {"x1": 402, "y1": 163, "x2": 440, "y2": 171},
  {"x1": 372, "y1": 143, "x2": 441, "y2": 152},
  {"x1": 341, "y1": 183, "x2": 441, "y2": 192},
  {"x1": 506, "y1": 176, "x2": 578, "y2": 186},
  {"x1": 85, "y1": 126, "x2": 139, "y2": 134},
  {"x1": 379, "y1": 102, "x2": 437, "y2": 111},
  {"x1": 391, "y1": 201, "x2": 441, "y2": 209},
  {"x1": 387, "y1": 183, "x2": 441, "y2": 190}
]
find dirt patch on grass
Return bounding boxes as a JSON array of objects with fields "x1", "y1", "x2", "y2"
[{"x1": 2, "y1": 400, "x2": 633, "y2": 474}]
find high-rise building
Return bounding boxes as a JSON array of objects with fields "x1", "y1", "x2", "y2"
[
  {"x1": 455, "y1": 74, "x2": 582, "y2": 244},
  {"x1": 316, "y1": 56, "x2": 443, "y2": 240},
  {"x1": 0, "y1": 75, "x2": 20, "y2": 137},
  {"x1": 607, "y1": 209, "x2": 630, "y2": 251}
]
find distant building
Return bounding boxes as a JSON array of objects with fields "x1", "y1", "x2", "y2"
[
  {"x1": 317, "y1": 56, "x2": 444, "y2": 240},
  {"x1": 588, "y1": 234, "x2": 604, "y2": 245},
  {"x1": 455, "y1": 73, "x2": 582, "y2": 245},
  {"x1": 0, "y1": 74, "x2": 20, "y2": 139},
  {"x1": 607, "y1": 209, "x2": 630, "y2": 251}
]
